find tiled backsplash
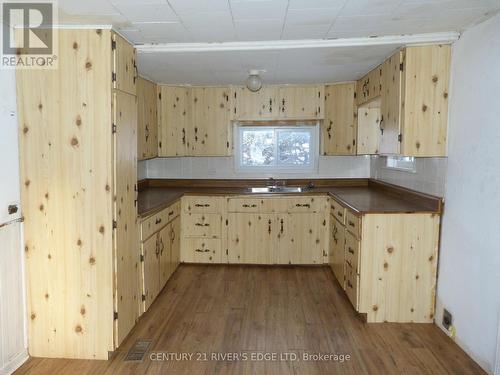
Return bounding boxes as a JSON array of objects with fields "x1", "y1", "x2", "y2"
[
  {"x1": 370, "y1": 156, "x2": 447, "y2": 197},
  {"x1": 139, "y1": 155, "x2": 371, "y2": 180},
  {"x1": 139, "y1": 155, "x2": 447, "y2": 197}
]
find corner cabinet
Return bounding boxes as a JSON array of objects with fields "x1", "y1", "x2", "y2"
[
  {"x1": 17, "y1": 29, "x2": 139, "y2": 360},
  {"x1": 233, "y1": 85, "x2": 324, "y2": 121},
  {"x1": 356, "y1": 44, "x2": 451, "y2": 157},
  {"x1": 137, "y1": 76, "x2": 158, "y2": 160}
]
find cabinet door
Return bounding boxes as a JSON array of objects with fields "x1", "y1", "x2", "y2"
[
  {"x1": 233, "y1": 86, "x2": 278, "y2": 120},
  {"x1": 191, "y1": 87, "x2": 232, "y2": 156},
  {"x1": 137, "y1": 77, "x2": 158, "y2": 160},
  {"x1": 322, "y1": 83, "x2": 357, "y2": 155},
  {"x1": 276, "y1": 213, "x2": 323, "y2": 265},
  {"x1": 278, "y1": 85, "x2": 324, "y2": 119},
  {"x1": 170, "y1": 216, "x2": 181, "y2": 272},
  {"x1": 330, "y1": 216, "x2": 345, "y2": 288},
  {"x1": 158, "y1": 86, "x2": 190, "y2": 156},
  {"x1": 401, "y1": 45, "x2": 450, "y2": 157},
  {"x1": 142, "y1": 234, "x2": 160, "y2": 312},
  {"x1": 380, "y1": 51, "x2": 403, "y2": 154},
  {"x1": 113, "y1": 90, "x2": 139, "y2": 346},
  {"x1": 227, "y1": 213, "x2": 276, "y2": 264},
  {"x1": 112, "y1": 33, "x2": 136, "y2": 95},
  {"x1": 357, "y1": 105, "x2": 380, "y2": 155},
  {"x1": 158, "y1": 224, "x2": 172, "y2": 288}
]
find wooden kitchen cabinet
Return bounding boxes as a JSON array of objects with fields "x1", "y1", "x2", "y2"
[
  {"x1": 322, "y1": 83, "x2": 357, "y2": 155},
  {"x1": 356, "y1": 66, "x2": 382, "y2": 106},
  {"x1": 233, "y1": 85, "x2": 324, "y2": 121},
  {"x1": 139, "y1": 202, "x2": 181, "y2": 313},
  {"x1": 278, "y1": 85, "x2": 324, "y2": 120},
  {"x1": 137, "y1": 76, "x2": 158, "y2": 160},
  {"x1": 329, "y1": 196, "x2": 440, "y2": 322},
  {"x1": 158, "y1": 85, "x2": 191, "y2": 156},
  {"x1": 17, "y1": 29, "x2": 138, "y2": 359},
  {"x1": 357, "y1": 101, "x2": 381, "y2": 155},
  {"x1": 380, "y1": 45, "x2": 451, "y2": 156},
  {"x1": 232, "y1": 86, "x2": 279, "y2": 120},
  {"x1": 190, "y1": 87, "x2": 232, "y2": 156}
]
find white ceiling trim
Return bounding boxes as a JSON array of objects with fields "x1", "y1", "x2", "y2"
[{"x1": 137, "y1": 32, "x2": 460, "y2": 53}]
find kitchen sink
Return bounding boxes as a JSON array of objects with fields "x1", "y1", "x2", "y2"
[{"x1": 247, "y1": 186, "x2": 310, "y2": 194}]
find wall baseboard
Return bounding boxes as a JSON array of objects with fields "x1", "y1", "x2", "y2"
[{"x1": 0, "y1": 349, "x2": 28, "y2": 375}]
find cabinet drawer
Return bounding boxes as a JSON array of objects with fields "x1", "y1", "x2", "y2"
[
  {"x1": 278, "y1": 197, "x2": 321, "y2": 212},
  {"x1": 345, "y1": 210, "x2": 361, "y2": 238},
  {"x1": 164, "y1": 200, "x2": 181, "y2": 222},
  {"x1": 228, "y1": 198, "x2": 265, "y2": 212},
  {"x1": 345, "y1": 230, "x2": 360, "y2": 274},
  {"x1": 345, "y1": 263, "x2": 359, "y2": 310},
  {"x1": 330, "y1": 199, "x2": 346, "y2": 224},
  {"x1": 183, "y1": 213, "x2": 221, "y2": 238},
  {"x1": 183, "y1": 196, "x2": 222, "y2": 213},
  {"x1": 183, "y1": 238, "x2": 221, "y2": 263},
  {"x1": 141, "y1": 209, "x2": 169, "y2": 241}
]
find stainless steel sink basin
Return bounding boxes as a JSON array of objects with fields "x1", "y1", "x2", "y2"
[{"x1": 247, "y1": 186, "x2": 309, "y2": 194}]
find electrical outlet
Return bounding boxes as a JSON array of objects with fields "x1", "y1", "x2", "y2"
[{"x1": 442, "y1": 308, "x2": 453, "y2": 330}]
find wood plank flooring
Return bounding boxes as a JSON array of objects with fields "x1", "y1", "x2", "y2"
[{"x1": 16, "y1": 265, "x2": 485, "y2": 375}]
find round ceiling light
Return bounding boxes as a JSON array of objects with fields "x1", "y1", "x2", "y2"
[{"x1": 246, "y1": 69, "x2": 263, "y2": 92}]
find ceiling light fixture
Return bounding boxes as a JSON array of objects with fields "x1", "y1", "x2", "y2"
[{"x1": 246, "y1": 69, "x2": 264, "y2": 92}]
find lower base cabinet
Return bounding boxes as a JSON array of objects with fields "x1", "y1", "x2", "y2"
[
  {"x1": 329, "y1": 197, "x2": 440, "y2": 323},
  {"x1": 140, "y1": 204, "x2": 181, "y2": 313}
]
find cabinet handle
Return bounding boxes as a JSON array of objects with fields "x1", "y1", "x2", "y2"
[
  {"x1": 195, "y1": 249, "x2": 210, "y2": 253},
  {"x1": 295, "y1": 203, "x2": 311, "y2": 208},
  {"x1": 182, "y1": 128, "x2": 186, "y2": 144},
  {"x1": 145, "y1": 125, "x2": 150, "y2": 141},
  {"x1": 268, "y1": 219, "x2": 272, "y2": 234},
  {"x1": 346, "y1": 259, "x2": 353, "y2": 268},
  {"x1": 195, "y1": 203, "x2": 210, "y2": 207},
  {"x1": 280, "y1": 218, "x2": 284, "y2": 234},
  {"x1": 337, "y1": 211, "x2": 343, "y2": 218},
  {"x1": 155, "y1": 218, "x2": 162, "y2": 225},
  {"x1": 348, "y1": 247, "x2": 355, "y2": 255},
  {"x1": 347, "y1": 280, "x2": 353, "y2": 289},
  {"x1": 348, "y1": 220, "x2": 356, "y2": 227},
  {"x1": 168, "y1": 211, "x2": 174, "y2": 216},
  {"x1": 242, "y1": 204, "x2": 257, "y2": 208},
  {"x1": 195, "y1": 223, "x2": 210, "y2": 227},
  {"x1": 155, "y1": 239, "x2": 160, "y2": 256},
  {"x1": 160, "y1": 238, "x2": 165, "y2": 255}
]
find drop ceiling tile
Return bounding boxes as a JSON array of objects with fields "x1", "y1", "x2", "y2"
[
  {"x1": 168, "y1": 0, "x2": 230, "y2": 14},
  {"x1": 288, "y1": 0, "x2": 346, "y2": 10},
  {"x1": 339, "y1": 0, "x2": 402, "y2": 17},
  {"x1": 59, "y1": 0, "x2": 119, "y2": 15},
  {"x1": 179, "y1": 10, "x2": 234, "y2": 29},
  {"x1": 112, "y1": 3, "x2": 179, "y2": 23},
  {"x1": 230, "y1": 0, "x2": 289, "y2": 21},
  {"x1": 116, "y1": 28, "x2": 146, "y2": 44},
  {"x1": 285, "y1": 8, "x2": 340, "y2": 26},
  {"x1": 234, "y1": 19, "x2": 283, "y2": 40},
  {"x1": 328, "y1": 14, "x2": 428, "y2": 37},
  {"x1": 133, "y1": 22, "x2": 193, "y2": 42},
  {"x1": 282, "y1": 24, "x2": 331, "y2": 39}
]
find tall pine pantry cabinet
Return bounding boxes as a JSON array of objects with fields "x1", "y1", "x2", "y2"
[{"x1": 16, "y1": 29, "x2": 139, "y2": 359}]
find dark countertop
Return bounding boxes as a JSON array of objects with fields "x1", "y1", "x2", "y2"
[{"x1": 137, "y1": 179, "x2": 442, "y2": 218}]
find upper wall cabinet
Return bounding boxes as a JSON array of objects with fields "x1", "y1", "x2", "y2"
[
  {"x1": 357, "y1": 44, "x2": 451, "y2": 157},
  {"x1": 356, "y1": 66, "x2": 382, "y2": 106},
  {"x1": 233, "y1": 85, "x2": 324, "y2": 121},
  {"x1": 158, "y1": 85, "x2": 191, "y2": 157},
  {"x1": 112, "y1": 33, "x2": 137, "y2": 95},
  {"x1": 322, "y1": 83, "x2": 357, "y2": 155},
  {"x1": 190, "y1": 87, "x2": 232, "y2": 156},
  {"x1": 137, "y1": 77, "x2": 158, "y2": 160},
  {"x1": 158, "y1": 86, "x2": 232, "y2": 157}
]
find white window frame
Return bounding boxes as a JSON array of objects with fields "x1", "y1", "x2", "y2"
[
  {"x1": 234, "y1": 123, "x2": 319, "y2": 173},
  {"x1": 384, "y1": 156, "x2": 417, "y2": 173}
]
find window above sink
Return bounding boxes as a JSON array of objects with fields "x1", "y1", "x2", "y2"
[{"x1": 234, "y1": 123, "x2": 319, "y2": 173}]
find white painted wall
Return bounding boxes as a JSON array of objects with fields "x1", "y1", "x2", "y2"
[
  {"x1": 140, "y1": 155, "x2": 371, "y2": 179},
  {"x1": 371, "y1": 156, "x2": 447, "y2": 197},
  {"x1": 0, "y1": 67, "x2": 28, "y2": 374},
  {"x1": 434, "y1": 14, "x2": 500, "y2": 375}
]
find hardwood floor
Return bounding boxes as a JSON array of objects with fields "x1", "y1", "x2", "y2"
[{"x1": 16, "y1": 265, "x2": 485, "y2": 375}]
